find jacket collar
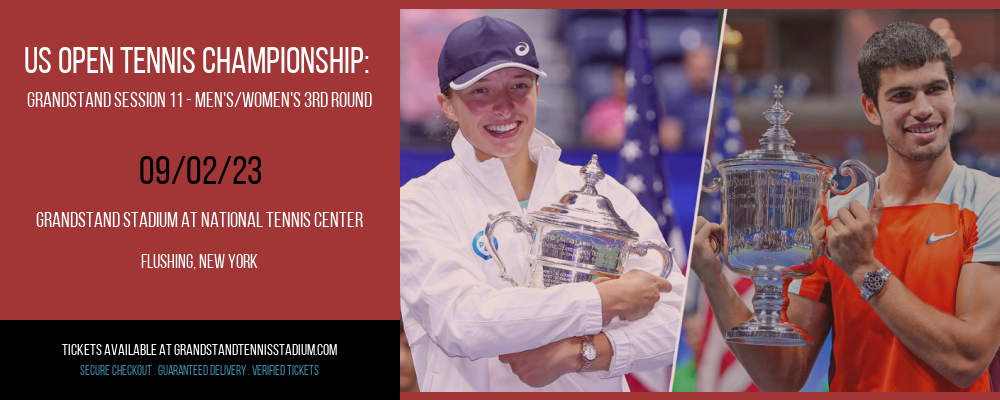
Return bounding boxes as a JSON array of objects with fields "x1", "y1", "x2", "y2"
[{"x1": 451, "y1": 128, "x2": 562, "y2": 204}]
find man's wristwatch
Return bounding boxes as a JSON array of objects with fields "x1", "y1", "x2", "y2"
[
  {"x1": 578, "y1": 335, "x2": 597, "y2": 372},
  {"x1": 860, "y1": 267, "x2": 892, "y2": 302}
]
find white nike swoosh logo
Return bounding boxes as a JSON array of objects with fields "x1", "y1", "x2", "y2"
[{"x1": 927, "y1": 230, "x2": 958, "y2": 244}]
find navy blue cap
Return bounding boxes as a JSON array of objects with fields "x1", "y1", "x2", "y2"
[{"x1": 437, "y1": 16, "x2": 547, "y2": 93}]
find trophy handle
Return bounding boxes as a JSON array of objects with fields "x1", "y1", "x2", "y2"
[
  {"x1": 828, "y1": 159, "x2": 878, "y2": 210},
  {"x1": 824, "y1": 159, "x2": 878, "y2": 259},
  {"x1": 702, "y1": 159, "x2": 721, "y2": 193},
  {"x1": 484, "y1": 212, "x2": 533, "y2": 287},
  {"x1": 630, "y1": 241, "x2": 675, "y2": 278}
]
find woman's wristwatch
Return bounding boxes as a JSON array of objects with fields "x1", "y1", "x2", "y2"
[{"x1": 578, "y1": 335, "x2": 597, "y2": 372}]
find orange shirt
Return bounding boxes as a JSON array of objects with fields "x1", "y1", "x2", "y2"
[{"x1": 790, "y1": 164, "x2": 1000, "y2": 391}]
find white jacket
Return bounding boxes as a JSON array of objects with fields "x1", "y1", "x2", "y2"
[{"x1": 400, "y1": 129, "x2": 685, "y2": 391}]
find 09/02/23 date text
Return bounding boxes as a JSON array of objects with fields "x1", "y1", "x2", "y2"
[{"x1": 140, "y1": 156, "x2": 260, "y2": 184}]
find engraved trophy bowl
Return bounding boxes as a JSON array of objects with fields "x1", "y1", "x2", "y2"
[
  {"x1": 484, "y1": 155, "x2": 674, "y2": 288},
  {"x1": 702, "y1": 85, "x2": 877, "y2": 346}
]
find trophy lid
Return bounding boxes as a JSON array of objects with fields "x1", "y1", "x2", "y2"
[
  {"x1": 529, "y1": 155, "x2": 640, "y2": 240},
  {"x1": 719, "y1": 85, "x2": 832, "y2": 169}
]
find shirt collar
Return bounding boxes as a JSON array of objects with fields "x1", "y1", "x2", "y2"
[{"x1": 451, "y1": 128, "x2": 562, "y2": 202}]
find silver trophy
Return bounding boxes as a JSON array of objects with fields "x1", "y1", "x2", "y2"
[
  {"x1": 484, "y1": 155, "x2": 674, "y2": 288},
  {"x1": 702, "y1": 86, "x2": 876, "y2": 346}
]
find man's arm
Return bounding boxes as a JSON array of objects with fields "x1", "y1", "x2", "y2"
[
  {"x1": 848, "y1": 259, "x2": 1000, "y2": 387},
  {"x1": 691, "y1": 217, "x2": 832, "y2": 392},
  {"x1": 828, "y1": 199, "x2": 1000, "y2": 388}
]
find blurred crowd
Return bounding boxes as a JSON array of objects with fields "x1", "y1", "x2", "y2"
[{"x1": 719, "y1": 10, "x2": 1000, "y2": 176}]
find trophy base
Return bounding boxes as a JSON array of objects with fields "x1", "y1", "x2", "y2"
[{"x1": 725, "y1": 322, "x2": 814, "y2": 346}]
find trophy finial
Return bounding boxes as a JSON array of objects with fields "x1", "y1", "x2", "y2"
[
  {"x1": 580, "y1": 154, "x2": 605, "y2": 195},
  {"x1": 760, "y1": 85, "x2": 795, "y2": 149},
  {"x1": 765, "y1": 85, "x2": 791, "y2": 127}
]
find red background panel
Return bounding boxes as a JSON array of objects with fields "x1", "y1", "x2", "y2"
[{"x1": 1, "y1": 1, "x2": 398, "y2": 319}]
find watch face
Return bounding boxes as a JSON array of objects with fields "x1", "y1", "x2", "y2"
[
  {"x1": 865, "y1": 271, "x2": 886, "y2": 290},
  {"x1": 582, "y1": 343, "x2": 597, "y2": 361}
]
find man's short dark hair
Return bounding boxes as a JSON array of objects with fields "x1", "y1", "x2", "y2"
[{"x1": 857, "y1": 21, "x2": 955, "y2": 109}]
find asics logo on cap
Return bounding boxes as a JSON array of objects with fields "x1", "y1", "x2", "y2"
[{"x1": 515, "y1": 42, "x2": 529, "y2": 56}]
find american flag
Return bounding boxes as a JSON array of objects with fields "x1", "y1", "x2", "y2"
[
  {"x1": 705, "y1": 73, "x2": 745, "y2": 223},
  {"x1": 695, "y1": 72, "x2": 758, "y2": 392},
  {"x1": 618, "y1": 10, "x2": 687, "y2": 274},
  {"x1": 618, "y1": 9, "x2": 684, "y2": 392}
]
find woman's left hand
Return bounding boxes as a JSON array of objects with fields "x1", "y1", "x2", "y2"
[{"x1": 498, "y1": 337, "x2": 582, "y2": 387}]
